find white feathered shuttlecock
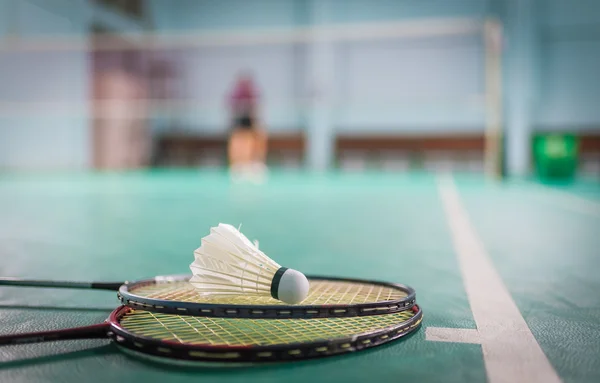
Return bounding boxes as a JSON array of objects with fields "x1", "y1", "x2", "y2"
[{"x1": 189, "y1": 223, "x2": 309, "y2": 304}]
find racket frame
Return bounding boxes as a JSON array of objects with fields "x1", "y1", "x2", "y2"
[
  {"x1": 109, "y1": 304, "x2": 423, "y2": 363},
  {"x1": 118, "y1": 274, "x2": 417, "y2": 318}
]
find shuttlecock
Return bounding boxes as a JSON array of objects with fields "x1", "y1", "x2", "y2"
[{"x1": 189, "y1": 223, "x2": 309, "y2": 304}]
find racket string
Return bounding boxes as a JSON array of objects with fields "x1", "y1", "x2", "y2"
[
  {"x1": 362, "y1": 283, "x2": 375, "y2": 304},
  {"x1": 335, "y1": 281, "x2": 355, "y2": 305}
]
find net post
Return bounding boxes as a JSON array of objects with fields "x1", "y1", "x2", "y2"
[{"x1": 484, "y1": 18, "x2": 504, "y2": 180}]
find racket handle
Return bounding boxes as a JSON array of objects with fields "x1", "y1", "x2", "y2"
[
  {"x1": 0, "y1": 323, "x2": 109, "y2": 345},
  {"x1": 0, "y1": 278, "x2": 122, "y2": 291},
  {"x1": 90, "y1": 282, "x2": 124, "y2": 291}
]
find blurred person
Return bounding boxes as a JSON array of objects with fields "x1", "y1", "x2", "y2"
[{"x1": 227, "y1": 72, "x2": 268, "y2": 182}]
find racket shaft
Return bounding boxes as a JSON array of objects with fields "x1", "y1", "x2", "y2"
[
  {"x1": 0, "y1": 323, "x2": 109, "y2": 345},
  {"x1": 0, "y1": 278, "x2": 122, "y2": 291}
]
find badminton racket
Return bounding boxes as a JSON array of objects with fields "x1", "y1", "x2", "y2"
[
  {"x1": 0, "y1": 275, "x2": 416, "y2": 319},
  {"x1": 0, "y1": 305, "x2": 422, "y2": 363}
]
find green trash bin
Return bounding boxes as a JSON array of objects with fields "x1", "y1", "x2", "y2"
[{"x1": 533, "y1": 134, "x2": 579, "y2": 179}]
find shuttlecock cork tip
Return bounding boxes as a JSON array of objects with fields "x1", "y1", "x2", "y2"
[{"x1": 271, "y1": 267, "x2": 309, "y2": 304}]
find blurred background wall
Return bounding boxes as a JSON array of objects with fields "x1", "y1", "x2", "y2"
[{"x1": 0, "y1": 0, "x2": 599, "y2": 175}]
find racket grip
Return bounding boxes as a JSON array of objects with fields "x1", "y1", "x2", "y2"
[
  {"x1": 0, "y1": 323, "x2": 108, "y2": 345},
  {"x1": 0, "y1": 278, "x2": 123, "y2": 291}
]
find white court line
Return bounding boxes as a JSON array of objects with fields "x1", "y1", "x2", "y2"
[
  {"x1": 431, "y1": 174, "x2": 561, "y2": 383},
  {"x1": 526, "y1": 182, "x2": 600, "y2": 217}
]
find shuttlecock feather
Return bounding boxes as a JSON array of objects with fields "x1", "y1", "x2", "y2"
[{"x1": 189, "y1": 223, "x2": 309, "y2": 304}]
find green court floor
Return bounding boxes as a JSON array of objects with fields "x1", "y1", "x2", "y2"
[{"x1": 0, "y1": 171, "x2": 598, "y2": 382}]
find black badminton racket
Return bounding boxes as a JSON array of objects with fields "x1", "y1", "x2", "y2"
[
  {"x1": 0, "y1": 305, "x2": 422, "y2": 364},
  {"x1": 0, "y1": 274, "x2": 416, "y2": 319}
]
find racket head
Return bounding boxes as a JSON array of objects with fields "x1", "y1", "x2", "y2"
[
  {"x1": 118, "y1": 274, "x2": 416, "y2": 318},
  {"x1": 107, "y1": 304, "x2": 423, "y2": 363}
]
